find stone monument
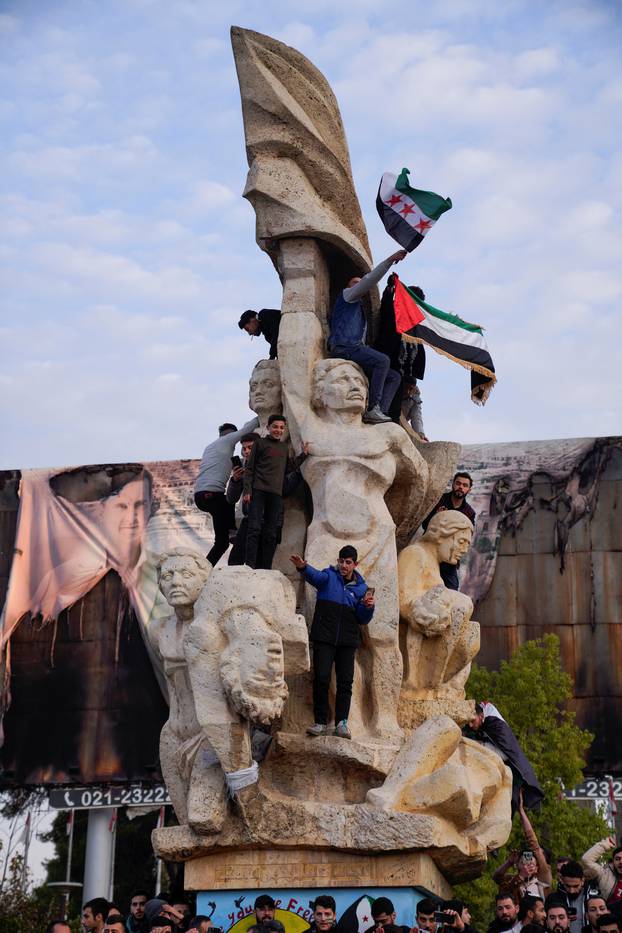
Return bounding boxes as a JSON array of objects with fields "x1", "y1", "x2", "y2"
[{"x1": 152, "y1": 25, "x2": 512, "y2": 896}]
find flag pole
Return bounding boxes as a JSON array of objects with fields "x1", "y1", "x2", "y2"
[
  {"x1": 154, "y1": 806, "x2": 165, "y2": 895},
  {"x1": 63, "y1": 810, "x2": 75, "y2": 920}
]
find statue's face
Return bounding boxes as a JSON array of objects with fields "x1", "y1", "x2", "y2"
[
  {"x1": 437, "y1": 526, "x2": 473, "y2": 565},
  {"x1": 318, "y1": 363, "x2": 366, "y2": 413},
  {"x1": 235, "y1": 617, "x2": 286, "y2": 700},
  {"x1": 159, "y1": 556, "x2": 205, "y2": 608},
  {"x1": 249, "y1": 365, "x2": 281, "y2": 414}
]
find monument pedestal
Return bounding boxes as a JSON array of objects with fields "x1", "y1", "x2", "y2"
[{"x1": 184, "y1": 847, "x2": 452, "y2": 896}]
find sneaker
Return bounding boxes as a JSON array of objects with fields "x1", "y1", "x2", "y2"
[
  {"x1": 334, "y1": 720, "x2": 352, "y2": 739},
  {"x1": 362, "y1": 405, "x2": 392, "y2": 424},
  {"x1": 306, "y1": 723, "x2": 329, "y2": 737}
]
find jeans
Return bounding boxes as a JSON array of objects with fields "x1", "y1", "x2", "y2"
[
  {"x1": 194, "y1": 491, "x2": 236, "y2": 566},
  {"x1": 312, "y1": 642, "x2": 356, "y2": 724},
  {"x1": 244, "y1": 490, "x2": 284, "y2": 569},
  {"x1": 331, "y1": 344, "x2": 401, "y2": 411}
]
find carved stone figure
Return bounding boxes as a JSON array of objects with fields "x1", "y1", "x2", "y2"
[
  {"x1": 149, "y1": 548, "x2": 227, "y2": 832},
  {"x1": 151, "y1": 26, "x2": 512, "y2": 886},
  {"x1": 248, "y1": 360, "x2": 283, "y2": 435},
  {"x1": 397, "y1": 511, "x2": 480, "y2": 727},
  {"x1": 184, "y1": 566, "x2": 309, "y2": 805}
]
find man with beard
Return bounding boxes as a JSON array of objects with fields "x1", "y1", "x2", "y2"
[
  {"x1": 518, "y1": 896, "x2": 546, "y2": 929},
  {"x1": 422, "y1": 472, "x2": 475, "y2": 589},
  {"x1": 582, "y1": 837, "x2": 622, "y2": 911},
  {"x1": 546, "y1": 904, "x2": 570, "y2": 933},
  {"x1": 487, "y1": 893, "x2": 521, "y2": 933},
  {"x1": 583, "y1": 897, "x2": 609, "y2": 933},
  {"x1": 127, "y1": 891, "x2": 149, "y2": 933},
  {"x1": 413, "y1": 898, "x2": 439, "y2": 933},
  {"x1": 254, "y1": 895, "x2": 276, "y2": 925},
  {"x1": 556, "y1": 861, "x2": 598, "y2": 933}
]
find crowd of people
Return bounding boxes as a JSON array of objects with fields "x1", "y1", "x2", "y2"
[{"x1": 43, "y1": 842, "x2": 622, "y2": 933}]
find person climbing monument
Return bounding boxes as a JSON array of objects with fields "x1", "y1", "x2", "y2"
[
  {"x1": 290, "y1": 545, "x2": 375, "y2": 739},
  {"x1": 328, "y1": 249, "x2": 407, "y2": 424}
]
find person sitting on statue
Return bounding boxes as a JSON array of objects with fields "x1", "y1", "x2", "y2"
[
  {"x1": 243, "y1": 414, "x2": 309, "y2": 570},
  {"x1": 327, "y1": 248, "x2": 407, "y2": 424},
  {"x1": 422, "y1": 471, "x2": 476, "y2": 590},
  {"x1": 238, "y1": 308, "x2": 282, "y2": 359},
  {"x1": 290, "y1": 545, "x2": 375, "y2": 739},
  {"x1": 401, "y1": 380, "x2": 428, "y2": 441}
]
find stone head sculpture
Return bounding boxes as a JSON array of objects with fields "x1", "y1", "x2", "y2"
[
  {"x1": 311, "y1": 358, "x2": 367, "y2": 418},
  {"x1": 249, "y1": 359, "x2": 282, "y2": 425},
  {"x1": 192, "y1": 567, "x2": 309, "y2": 727},
  {"x1": 157, "y1": 547, "x2": 211, "y2": 613},
  {"x1": 423, "y1": 511, "x2": 474, "y2": 566}
]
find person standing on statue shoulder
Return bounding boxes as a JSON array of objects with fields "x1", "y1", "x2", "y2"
[
  {"x1": 290, "y1": 545, "x2": 375, "y2": 740},
  {"x1": 243, "y1": 414, "x2": 309, "y2": 569},
  {"x1": 422, "y1": 472, "x2": 476, "y2": 590},
  {"x1": 194, "y1": 417, "x2": 260, "y2": 566},
  {"x1": 328, "y1": 249, "x2": 407, "y2": 424}
]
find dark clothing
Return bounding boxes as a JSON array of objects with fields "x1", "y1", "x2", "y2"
[
  {"x1": 300, "y1": 563, "x2": 373, "y2": 726},
  {"x1": 478, "y1": 712, "x2": 544, "y2": 813},
  {"x1": 257, "y1": 308, "x2": 281, "y2": 359},
  {"x1": 423, "y1": 491, "x2": 476, "y2": 592},
  {"x1": 440, "y1": 562, "x2": 460, "y2": 590},
  {"x1": 487, "y1": 921, "x2": 521, "y2": 933},
  {"x1": 423, "y1": 491, "x2": 476, "y2": 529},
  {"x1": 228, "y1": 517, "x2": 248, "y2": 565},
  {"x1": 299, "y1": 564, "x2": 374, "y2": 647},
  {"x1": 555, "y1": 885, "x2": 600, "y2": 933},
  {"x1": 376, "y1": 276, "x2": 427, "y2": 380},
  {"x1": 332, "y1": 344, "x2": 401, "y2": 412},
  {"x1": 194, "y1": 491, "x2": 236, "y2": 566},
  {"x1": 245, "y1": 489, "x2": 283, "y2": 569},
  {"x1": 313, "y1": 642, "x2": 356, "y2": 724},
  {"x1": 127, "y1": 918, "x2": 148, "y2": 933},
  {"x1": 244, "y1": 436, "x2": 304, "y2": 497}
]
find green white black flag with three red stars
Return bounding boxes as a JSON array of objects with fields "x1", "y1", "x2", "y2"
[{"x1": 376, "y1": 167, "x2": 452, "y2": 251}]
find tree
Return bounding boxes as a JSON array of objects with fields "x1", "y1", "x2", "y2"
[{"x1": 454, "y1": 635, "x2": 609, "y2": 929}]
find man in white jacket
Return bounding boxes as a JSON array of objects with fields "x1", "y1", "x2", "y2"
[{"x1": 581, "y1": 836, "x2": 622, "y2": 906}]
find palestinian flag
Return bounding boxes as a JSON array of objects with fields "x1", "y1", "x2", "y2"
[
  {"x1": 377, "y1": 167, "x2": 452, "y2": 251},
  {"x1": 392, "y1": 274, "x2": 496, "y2": 404}
]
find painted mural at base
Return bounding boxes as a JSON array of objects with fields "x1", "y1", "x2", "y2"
[{"x1": 196, "y1": 888, "x2": 426, "y2": 933}]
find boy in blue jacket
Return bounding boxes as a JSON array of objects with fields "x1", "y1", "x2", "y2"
[{"x1": 290, "y1": 546, "x2": 375, "y2": 739}]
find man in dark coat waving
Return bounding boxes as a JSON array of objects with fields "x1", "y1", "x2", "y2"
[{"x1": 468, "y1": 701, "x2": 544, "y2": 814}]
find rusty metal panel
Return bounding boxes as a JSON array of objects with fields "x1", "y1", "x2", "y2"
[{"x1": 476, "y1": 555, "x2": 518, "y2": 627}]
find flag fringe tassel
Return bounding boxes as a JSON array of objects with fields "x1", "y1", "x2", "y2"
[{"x1": 401, "y1": 333, "x2": 497, "y2": 405}]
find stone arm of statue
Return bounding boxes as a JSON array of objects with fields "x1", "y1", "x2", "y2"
[{"x1": 382, "y1": 421, "x2": 429, "y2": 536}]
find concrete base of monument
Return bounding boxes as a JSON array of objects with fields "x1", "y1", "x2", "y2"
[{"x1": 184, "y1": 847, "x2": 453, "y2": 895}]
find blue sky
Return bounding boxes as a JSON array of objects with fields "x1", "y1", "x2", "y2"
[{"x1": 1, "y1": 0, "x2": 621, "y2": 471}]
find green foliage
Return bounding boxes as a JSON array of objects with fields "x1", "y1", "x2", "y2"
[{"x1": 455, "y1": 636, "x2": 609, "y2": 931}]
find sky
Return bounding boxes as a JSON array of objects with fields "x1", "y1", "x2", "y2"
[
  {"x1": 1, "y1": 0, "x2": 621, "y2": 471},
  {"x1": 0, "y1": 0, "x2": 620, "y2": 885}
]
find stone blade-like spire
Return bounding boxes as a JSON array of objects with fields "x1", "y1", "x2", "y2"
[{"x1": 230, "y1": 26, "x2": 373, "y2": 281}]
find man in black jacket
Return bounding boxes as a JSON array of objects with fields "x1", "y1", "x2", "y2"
[{"x1": 238, "y1": 308, "x2": 281, "y2": 359}]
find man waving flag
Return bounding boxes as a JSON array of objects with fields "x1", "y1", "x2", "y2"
[
  {"x1": 377, "y1": 167, "x2": 452, "y2": 251},
  {"x1": 391, "y1": 274, "x2": 496, "y2": 404}
]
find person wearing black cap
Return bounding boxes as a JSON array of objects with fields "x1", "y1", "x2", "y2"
[
  {"x1": 290, "y1": 545, "x2": 375, "y2": 739},
  {"x1": 238, "y1": 308, "x2": 282, "y2": 360},
  {"x1": 254, "y1": 895, "x2": 277, "y2": 925}
]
